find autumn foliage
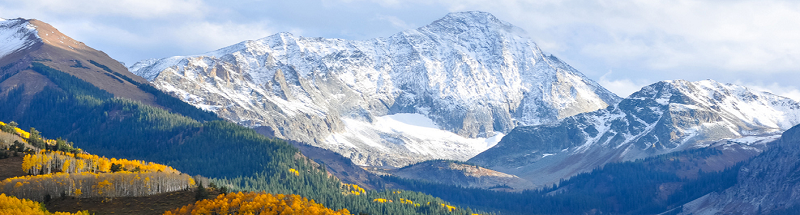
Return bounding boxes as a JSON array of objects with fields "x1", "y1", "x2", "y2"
[
  {"x1": 0, "y1": 193, "x2": 89, "y2": 215},
  {"x1": 3, "y1": 146, "x2": 193, "y2": 202},
  {"x1": 22, "y1": 150, "x2": 180, "y2": 175},
  {"x1": 164, "y1": 192, "x2": 351, "y2": 215},
  {"x1": 0, "y1": 171, "x2": 195, "y2": 202}
]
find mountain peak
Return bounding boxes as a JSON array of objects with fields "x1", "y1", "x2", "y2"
[
  {"x1": 420, "y1": 11, "x2": 525, "y2": 36},
  {"x1": 441, "y1": 11, "x2": 501, "y2": 23},
  {"x1": 0, "y1": 17, "x2": 155, "y2": 106}
]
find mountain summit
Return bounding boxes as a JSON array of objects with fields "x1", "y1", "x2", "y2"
[
  {"x1": 0, "y1": 18, "x2": 155, "y2": 105},
  {"x1": 130, "y1": 11, "x2": 621, "y2": 167}
]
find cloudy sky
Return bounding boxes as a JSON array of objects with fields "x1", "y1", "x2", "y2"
[{"x1": 1, "y1": 0, "x2": 799, "y2": 99}]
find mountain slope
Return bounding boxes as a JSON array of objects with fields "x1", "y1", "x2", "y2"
[
  {"x1": 385, "y1": 160, "x2": 534, "y2": 191},
  {"x1": 680, "y1": 124, "x2": 800, "y2": 214},
  {"x1": 470, "y1": 79, "x2": 800, "y2": 186},
  {"x1": 130, "y1": 11, "x2": 620, "y2": 167},
  {"x1": 0, "y1": 18, "x2": 154, "y2": 105}
]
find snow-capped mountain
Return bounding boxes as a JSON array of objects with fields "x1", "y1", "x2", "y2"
[
  {"x1": 470, "y1": 79, "x2": 800, "y2": 186},
  {"x1": 130, "y1": 11, "x2": 620, "y2": 167}
]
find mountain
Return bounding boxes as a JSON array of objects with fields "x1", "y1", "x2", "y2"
[
  {"x1": 470, "y1": 79, "x2": 800, "y2": 186},
  {"x1": 0, "y1": 18, "x2": 154, "y2": 105},
  {"x1": 382, "y1": 160, "x2": 534, "y2": 191},
  {"x1": 0, "y1": 18, "x2": 494, "y2": 215},
  {"x1": 680, "y1": 124, "x2": 800, "y2": 214},
  {"x1": 129, "y1": 11, "x2": 620, "y2": 167}
]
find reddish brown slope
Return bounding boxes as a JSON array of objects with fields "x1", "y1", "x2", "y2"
[{"x1": 0, "y1": 18, "x2": 156, "y2": 106}]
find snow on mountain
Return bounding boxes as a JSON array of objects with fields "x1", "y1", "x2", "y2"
[
  {"x1": 130, "y1": 11, "x2": 620, "y2": 167},
  {"x1": 470, "y1": 79, "x2": 800, "y2": 186},
  {"x1": 0, "y1": 18, "x2": 39, "y2": 60}
]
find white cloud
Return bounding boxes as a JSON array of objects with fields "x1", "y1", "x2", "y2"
[
  {"x1": 7, "y1": 0, "x2": 208, "y2": 19},
  {"x1": 736, "y1": 81, "x2": 800, "y2": 101},
  {"x1": 598, "y1": 72, "x2": 650, "y2": 98},
  {"x1": 377, "y1": 15, "x2": 415, "y2": 30},
  {"x1": 166, "y1": 21, "x2": 275, "y2": 52}
]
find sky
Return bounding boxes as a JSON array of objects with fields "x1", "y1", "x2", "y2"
[{"x1": 1, "y1": 0, "x2": 799, "y2": 99}]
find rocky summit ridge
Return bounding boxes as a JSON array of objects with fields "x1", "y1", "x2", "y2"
[
  {"x1": 470, "y1": 79, "x2": 800, "y2": 186},
  {"x1": 130, "y1": 11, "x2": 620, "y2": 167}
]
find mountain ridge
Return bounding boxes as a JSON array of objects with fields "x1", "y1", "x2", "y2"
[
  {"x1": 470, "y1": 79, "x2": 800, "y2": 186},
  {"x1": 130, "y1": 11, "x2": 621, "y2": 167},
  {"x1": 0, "y1": 18, "x2": 157, "y2": 107}
]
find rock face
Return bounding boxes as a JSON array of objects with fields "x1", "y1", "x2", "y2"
[
  {"x1": 679, "y1": 125, "x2": 800, "y2": 215},
  {"x1": 130, "y1": 11, "x2": 620, "y2": 167},
  {"x1": 387, "y1": 160, "x2": 535, "y2": 191},
  {"x1": 470, "y1": 79, "x2": 800, "y2": 186}
]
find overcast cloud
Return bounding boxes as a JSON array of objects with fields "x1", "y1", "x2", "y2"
[{"x1": 1, "y1": 0, "x2": 798, "y2": 99}]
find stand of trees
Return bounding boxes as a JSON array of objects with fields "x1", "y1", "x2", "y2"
[
  {"x1": 22, "y1": 150, "x2": 181, "y2": 175},
  {"x1": 165, "y1": 192, "x2": 351, "y2": 215},
  {"x1": 0, "y1": 171, "x2": 195, "y2": 202},
  {"x1": 212, "y1": 170, "x2": 487, "y2": 215},
  {"x1": 0, "y1": 193, "x2": 89, "y2": 215}
]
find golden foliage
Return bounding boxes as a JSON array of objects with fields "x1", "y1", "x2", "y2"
[
  {"x1": 164, "y1": 192, "x2": 351, "y2": 215},
  {"x1": 288, "y1": 168, "x2": 300, "y2": 176},
  {"x1": 341, "y1": 184, "x2": 365, "y2": 196},
  {"x1": 440, "y1": 203, "x2": 457, "y2": 212},
  {"x1": 372, "y1": 198, "x2": 390, "y2": 203},
  {"x1": 22, "y1": 150, "x2": 180, "y2": 175},
  {"x1": 0, "y1": 171, "x2": 194, "y2": 202},
  {"x1": 0, "y1": 193, "x2": 89, "y2": 215},
  {"x1": 13, "y1": 128, "x2": 30, "y2": 139}
]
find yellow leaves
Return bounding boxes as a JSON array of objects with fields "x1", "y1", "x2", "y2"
[
  {"x1": 62, "y1": 160, "x2": 71, "y2": 173},
  {"x1": 14, "y1": 127, "x2": 29, "y2": 139},
  {"x1": 373, "y1": 198, "x2": 390, "y2": 203},
  {"x1": 94, "y1": 179, "x2": 113, "y2": 195},
  {"x1": 75, "y1": 159, "x2": 85, "y2": 173},
  {"x1": 289, "y1": 168, "x2": 300, "y2": 176},
  {"x1": 399, "y1": 198, "x2": 414, "y2": 205},
  {"x1": 165, "y1": 192, "x2": 350, "y2": 215},
  {"x1": 440, "y1": 203, "x2": 456, "y2": 212},
  {"x1": 20, "y1": 149, "x2": 181, "y2": 176},
  {"x1": 1, "y1": 171, "x2": 194, "y2": 201},
  {"x1": 0, "y1": 193, "x2": 87, "y2": 215},
  {"x1": 342, "y1": 183, "x2": 365, "y2": 196}
]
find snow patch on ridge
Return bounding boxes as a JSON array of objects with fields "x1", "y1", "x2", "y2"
[{"x1": 0, "y1": 18, "x2": 39, "y2": 60}]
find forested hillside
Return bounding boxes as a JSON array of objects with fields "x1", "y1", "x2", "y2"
[
  {"x1": 0, "y1": 62, "x2": 483, "y2": 214},
  {"x1": 380, "y1": 148, "x2": 742, "y2": 214}
]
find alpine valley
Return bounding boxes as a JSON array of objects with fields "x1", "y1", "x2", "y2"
[{"x1": 1, "y1": 11, "x2": 800, "y2": 215}]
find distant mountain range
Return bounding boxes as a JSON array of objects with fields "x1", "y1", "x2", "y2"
[
  {"x1": 470, "y1": 79, "x2": 800, "y2": 186},
  {"x1": 129, "y1": 11, "x2": 620, "y2": 167}
]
